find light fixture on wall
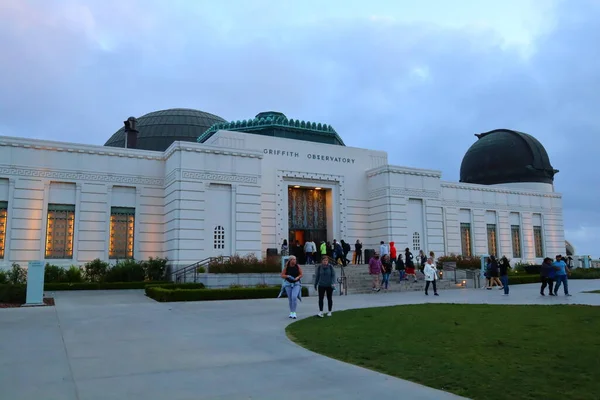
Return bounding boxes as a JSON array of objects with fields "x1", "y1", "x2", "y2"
[
  {"x1": 315, "y1": 187, "x2": 322, "y2": 190},
  {"x1": 293, "y1": 185, "x2": 300, "y2": 188}
]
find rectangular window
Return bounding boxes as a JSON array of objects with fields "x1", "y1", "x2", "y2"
[
  {"x1": 45, "y1": 204, "x2": 75, "y2": 259},
  {"x1": 110, "y1": 207, "x2": 135, "y2": 259},
  {"x1": 511, "y1": 225, "x2": 522, "y2": 258},
  {"x1": 533, "y1": 226, "x2": 544, "y2": 258},
  {"x1": 487, "y1": 224, "x2": 497, "y2": 257},
  {"x1": 0, "y1": 201, "x2": 7, "y2": 259},
  {"x1": 460, "y1": 223, "x2": 472, "y2": 257}
]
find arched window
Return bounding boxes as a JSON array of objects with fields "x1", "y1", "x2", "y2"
[
  {"x1": 214, "y1": 225, "x2": 225, "y2": 249},
  {"x1": 412, "y1": 232, "x2": 420, "y2": 252}
]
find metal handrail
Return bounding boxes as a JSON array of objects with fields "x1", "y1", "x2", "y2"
[
  {"x1": 337, "y1": 265, "x2": 348, "y2": 296},
  {"x1": 170, "y1": 256, "x2": 231, "y2": 283}
]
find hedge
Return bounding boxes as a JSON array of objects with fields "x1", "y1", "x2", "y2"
[
  {"x1": 207, "y1": 254, "x2": 281, "y2": 274},
  {"x1": 44, "y1": 281, "x2": 172, "y2": 291},
  {"x1": 145, "y1": 285, "x2": 309, "y2": 302},
  {"x1": 506, "y1": 275, "x2": 541, "y2": 285},
  {"x1": 0, "y1": 284, "x2": 26, "y2": 304}
]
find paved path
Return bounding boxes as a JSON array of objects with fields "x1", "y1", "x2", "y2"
[{"x1": 1, "y1": 280, "x2": 599, "y2": 400}]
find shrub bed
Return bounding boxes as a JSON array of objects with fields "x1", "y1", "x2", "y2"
[
  {"x1": 44, "y1": 281, "x2": 172, "y2": 291},
  {"x1": 571, "y1": 268, "x2": 600, "y2": 279},
  {"x1": 145, "y1": 284, "x2": 309, "y2": 302},
  {"x1": 506, "y1": 275, "x2": 540, "y2": 285},
  {"x1": 207, "y1": 254, "x2": 281, "y2": 274},
  {"x1": 436, "y1": 254, "x2": 482, "y2": 270}
]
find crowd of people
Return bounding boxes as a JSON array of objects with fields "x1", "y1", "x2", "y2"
[
  {"x1": 279, "y1": 240, "x2": 442, "y2": 318},
  {"x1": 483, "y1": 254, "x2": 572, "y2": 297}
]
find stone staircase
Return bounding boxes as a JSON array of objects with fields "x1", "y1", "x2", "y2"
[{"x1": 300, "y1": 264, "x2": 463, "y2": 295}]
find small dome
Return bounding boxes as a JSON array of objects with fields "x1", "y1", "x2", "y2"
[
  {"x1": 105, "y1": 108, "x2": 226, "y2": 152},
  {"x1": 459, "y1": 129, "x2": 558, "y2": 185}
]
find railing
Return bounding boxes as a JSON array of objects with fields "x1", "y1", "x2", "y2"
[
  {"x1": 441, "y1": 264, "x2": 458, "y2": 283},
  {"x1": 170, "y1": 256, "x2": 231, "y2": 284},
  {"x1": 337, "y1": 265, "x2": 348, "y2": 296}
]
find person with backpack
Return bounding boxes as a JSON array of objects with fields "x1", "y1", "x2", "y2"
[
  {"x1": 279, "y1": 255, "x2": 304, "y2": 319},
  {"x1": 314, "y1": 255, "x2": 337, "y2": 317}
]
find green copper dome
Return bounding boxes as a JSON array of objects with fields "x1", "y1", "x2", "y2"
[
  {"x1": 105, "y1": 108, "x2": 226, "y2": 151},
  {"x1": 197, "y1": 111, "x2": 345, "y2": 146},
  {"x1": 460, "y1": 129, "x2": 558, "y2": 185}
]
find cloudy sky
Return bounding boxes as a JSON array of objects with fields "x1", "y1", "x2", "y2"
[{"x1": 0, "y1": 0, "x2": 598, "y2": 257}]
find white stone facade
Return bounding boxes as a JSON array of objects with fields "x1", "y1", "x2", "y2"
[{"x1": 0, "y1": 130, "x2": 564, "y2": 269}]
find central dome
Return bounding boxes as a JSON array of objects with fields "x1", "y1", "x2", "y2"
[
  {"x1": 460, "y1": 129, "x2": 558, "y2": 185},
  {"x1": 104, "y1": 108, "x2": 226, "y2": 152},
  {"x1": 197, "y1": 111, "x2": 345, "y2": 146}
]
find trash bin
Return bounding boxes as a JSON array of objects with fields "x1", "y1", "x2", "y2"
[{"x1": 364, "y1": 249, "x2": 375, "y2": 262}]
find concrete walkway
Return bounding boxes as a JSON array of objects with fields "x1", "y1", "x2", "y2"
[{"x1": 1, "y1": 280, "x2": 599, "y2": 400}]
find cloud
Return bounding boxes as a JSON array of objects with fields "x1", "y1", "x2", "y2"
[{"x1": 0, "y1": 0, "x2": 598, "y2": 256}]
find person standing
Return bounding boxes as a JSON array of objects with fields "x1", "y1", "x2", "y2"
[
  {"x1": 418, "y1": 250, "x2": 427, "y2": 273},
  {"x1": 381, "y1": 254, "x2": 393, "y2": 291},
  {"x1": 281, "y1": 239, "x2": 289, "y2": 256},
  {"x1": 404, "y1": 248, "x2": 417, "y2": 282},
  {"x1": 369, "y1": 252, "x2": 383, "y2": 292},
  {"x1": 389, "y1": 241, "x2": 397, "y2": 267},
  {"x1": 314, "y1": 255, "x2": 336, "y2": 317},
  {"x1": 279, "y1": 256, "x2": 303, "y2": 319},
  {"x1": 553, "y1": 255, "x2": 571, "y2": 296},
  {"x1": 355, "y1": 239, "x2": 363, "y2": 264},
  {"x1": 498, "y1": 256, "x2": 511, "y2": 295},
  {"x1": 423, "y1": 257, "x2": 439, "y2": 296},
  {"x1": 379, "y1": 241, "x2": 389, "y2": 257},
  {"x1": 540, "y1": 257, "x2": 556, "y2": 296}
]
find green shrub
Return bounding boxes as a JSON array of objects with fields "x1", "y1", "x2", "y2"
[
  {"x1": 506, "y1": 275, "x2": 540, "y2": 285},
  {"x1": 208, "y1": 254, "x2": 281, "y2": 274},
  {"x1": 436, "y1": 254, "x2": 482, "y2": 270},
  {"x1": 44, "y1": 281, "x2": 172, "y2": 291},
  {"x1": 64, "y1": 265, "x2": 84, "y2": 283},
  {"x1": 44, "y1": 264, "x2": 66, "y2": 283},
  {"x1": 145, "y1": 284, "x2": 308, "y2": 302},
  {"x1": 105, "y1": 259, "x2": 145, "y2": 282},
  {"x1": 571, "y1": 268, "x2": 600, "y2": 279},
  {"x1": 0, "y1": 284, "x2": 26, "y2": 304},
  {"x1": 141, "y1": 257, "x2": 168, "y2": 281},
  {"x1": 6, "y1": 263, "x2": 27, "y2": 284},
  {"x1": 196, "y1": 266, "x2": 206, "y2": 273},
  {"x1": 0, "y1": 269, "x2": 8, "y2": 284},
  {"x1": 84, "y1": 259, "x2": 110, "y2": 282}
]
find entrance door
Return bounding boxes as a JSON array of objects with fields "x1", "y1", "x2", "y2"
[
  {"x1": 287, "y1": 186, "x2": 328, "y2": 246},
  {"x1": 205, "y1": 184, "x2": 232, "y2": 257}
]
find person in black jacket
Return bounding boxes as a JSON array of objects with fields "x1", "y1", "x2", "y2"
[
  {"x1": 381, "y1": 254, "x2": 393, "y2": 290},
  {"x1": 498, "y1": 256, "x2": 511, "y2": 295},
  {"x1": 355, "y1": 240, "x2": 363, "y2": 264}
]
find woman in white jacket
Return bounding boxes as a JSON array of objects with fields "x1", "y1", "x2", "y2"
[{"x1": 423, "y1": 257, "x2": 439, "y2": 296}]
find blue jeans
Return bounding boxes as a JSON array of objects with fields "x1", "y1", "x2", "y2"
[
  {"x1": 500, "y1": 275, "x2": 509, "y2": 294},
  {"x1": 398, "y1": 270, "x2": 405, "y2": 282},
  {"x1": 285, "y1": 284, "x2": 301, "y2": 312},
  {"x1": 382, "y1": 273, "x2": 390, "y2": 289},
  {"x1": 554, "y1": 275, "x2": 569, "y2": 295}
]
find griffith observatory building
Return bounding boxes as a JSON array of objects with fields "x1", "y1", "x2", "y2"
[{"x1": 0, "y1": 108, "x2": 564, "y2": 269}]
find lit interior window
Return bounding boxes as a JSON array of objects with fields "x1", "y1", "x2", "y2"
[
  {"x1": 110, "y1": 207, "x2": 135, "y2": 259},
  {"x1": 45, "y1": 204, "x2": 75, "y2": 259},
  {"x1": 0, "y1": 201, "x2": 7, "y2": 259}
]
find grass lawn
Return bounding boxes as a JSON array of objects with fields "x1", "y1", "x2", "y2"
[{"x1": 286, "y1": 304, "x2": 600, "y2": 400}]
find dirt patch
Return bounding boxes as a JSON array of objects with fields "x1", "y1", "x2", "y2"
[{"x1": 0, "y1": 297, "x2": 55, "y2": 308}]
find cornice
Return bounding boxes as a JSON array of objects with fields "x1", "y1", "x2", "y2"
[
  {"x1": 163, "y1": 142, "x2": 264, "y2": 160},
  {"x1": 366, "y1": 165, "x2": 442, "y2": 179},
  {"x1": 441, "y1": 181, "x2": 561, "y2": 199},
  {"x1": 0, "y1": 136, "x2": 163, "y2": 160}
]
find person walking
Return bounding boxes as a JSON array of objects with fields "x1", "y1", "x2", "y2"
[
  {"x1": 381, "y1": 254, "x2": 393, "y2": 291},
  {"x1": 540, "y1": 257, "x2": 556, "y2": 296},
  {"x1": 314, "y1": 255, "x2": 336, "y2": 317},
  {"x1": 553, "y1": 255, "x2": 571, "y2": 296},
  {"x1": 389, "y1": 241, "x2": 397, "y2": 267},
  {"x1": 396, "y1": 253, "x2": 406, "y2": 282},
  {"x1": 423, "y1": 257, "x2": 439, "y2": 296},
  {"x1": 498, "y1": 256, "x2": 511, "y2": 295},
  {"x1": 279, "y1": 255, "x2": 303, "y2": 319},
  {"x1": 379, "y1": 241, "x2": 389, "y2": 257},
  {"x1": 369, "y1": 252, "x2": 383, "y2": 292}
]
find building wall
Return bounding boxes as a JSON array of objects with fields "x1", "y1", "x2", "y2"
[{"x1": 0, "y1": 132, "x2": 566, "y2": 269}]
